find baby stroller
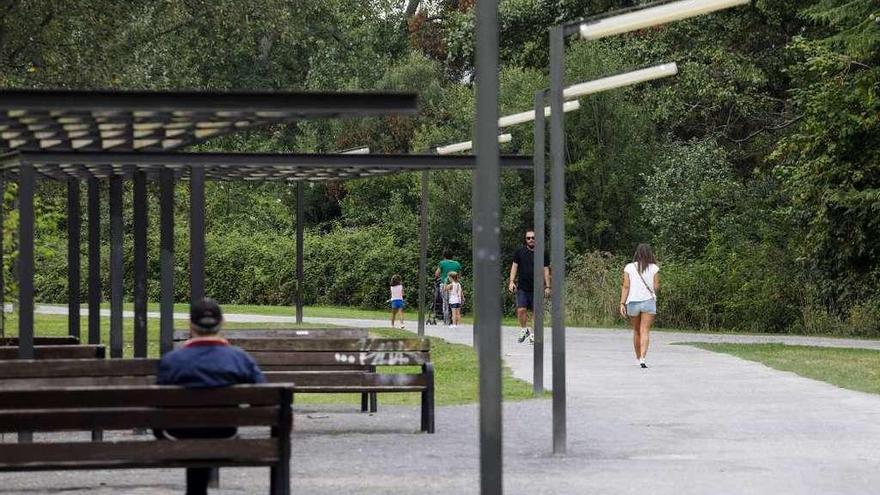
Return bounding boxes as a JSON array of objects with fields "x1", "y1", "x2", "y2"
[{"x1": 426, "y1": 277, "x2": 445, "y2": 325}]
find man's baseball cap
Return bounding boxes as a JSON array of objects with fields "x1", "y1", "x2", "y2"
[{"x1": 191, "y1": 298, "x2": 223, "y2": 332}]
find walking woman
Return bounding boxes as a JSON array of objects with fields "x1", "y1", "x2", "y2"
[{"x1": 618, "y1": 243, "x2": 660, "y2": 368}]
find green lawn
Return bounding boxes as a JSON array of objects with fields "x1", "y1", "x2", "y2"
[
  {"x1": 3, "y1": 312, "x2": 543, "y2": 406},
  {"x1": 686, "y1": 342, "x2": 880, "y2": 395}
]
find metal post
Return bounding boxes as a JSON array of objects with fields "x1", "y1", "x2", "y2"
[
  {"x1": 18, "y1": 164, "x2": 34, "y2": 359},
  {"x1": 1, "y1": 173, "x2": 5, "y2": 338},
  {"x1": 475, "y1": 0, "x2": 502, "y2": 492},
  {"x1": 533, "y1": 90, "x2": 547, "y2": 395},
  {"x1": 109, "y1": 176, "x2": 123, "y2": 358},
  {"x1": 418, "y1": 170, "x2": 428, "y2": 336},
  {"x1": 295, "y1": 182, "x2": 304, "y2": 324},
  {"x1": 67, "y1": 179, "x2": 81, "y2": 341},
  {"x1": 549, "y1": 25, "x2": 567, "y2": 455},
  {"x1": 159, "y1": 169, "x2": 175, "y2": 355},
  {"x1": 133, "y1": 171, "x2": 148, "y2": 357},
  {"x1": 87, "y1": 178, "x2": 101, "y2": 345},
  {"x1": 190, "y1": 166, "x2": 205, "y2": 304}
]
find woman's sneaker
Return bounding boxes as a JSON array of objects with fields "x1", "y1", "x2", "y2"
[{"x1": 517, "y1": 328, "x2": 531, "y2": 343}]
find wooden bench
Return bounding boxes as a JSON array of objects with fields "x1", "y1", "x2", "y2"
[
  {"x1": 0, "y1": 358, "x2": 157, "y2": 389},
  {"x1": 175, "y1": 328, "x2": 376, "y2": 411},
  {"x1": 0, "y1": 336, "x2": 81, "y2": 346},
  {"x1": 0, "y1": 344, "x2": 105, "y2": 359},
  {"x1": 0, "y1": 384, "x2": 294, "y2": 495},
  {"x1": 235, "y1": 338, "x2": 434, "y2": 433}
]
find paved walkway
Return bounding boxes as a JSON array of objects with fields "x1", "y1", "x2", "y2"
[{"x1": 4, "y1": 310, "x2": 879, "y2": 494}]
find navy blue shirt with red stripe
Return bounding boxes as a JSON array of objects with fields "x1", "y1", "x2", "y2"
[{"x1": 157, "y1": 337, "x2": 266, "y2": 388}]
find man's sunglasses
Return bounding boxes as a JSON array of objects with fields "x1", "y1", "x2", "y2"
[{"x1": 526, "y1": 236, "x2": 535, "y2": 240}]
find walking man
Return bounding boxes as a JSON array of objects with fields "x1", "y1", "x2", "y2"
[
  {"x1": 435, "y1": 249, "x2": 462, "y2": 326},
  {"x1": 508, "y1": 229, "x2": 550, "y2": 344}
]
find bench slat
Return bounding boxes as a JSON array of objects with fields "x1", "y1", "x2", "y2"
[
  {"x1": 234, "y1": 338, "x2": 430, "y2": 352},
  {"x1": 0, "y1": 406, "x2": 279, "y2": 432},
  {"x1": 0, "y1": 337, "x2": 80, "y2": 346},
  {"x1": 251, "y1": 351, "x2": 429, "y2": 366},
  {"x1": 0, "y1": 375, "x2": 155, "y2": 389},
  {"x1": 0, "y1": 358, "x2": 157, "y2": 378},
  {"x1": 176, "y1": 328, "x2": 370, "y2": 341},
  {"x1": 0, "y1": 345, "x2": 105, "y2": 360},
  {"x1": 265, "y1": 372, "x2": 427, "y2": 388},
  {"x1": 0, "y1": 438, "x2": 279, "y2": 469},
  {"x1": 0, "y1": 384, "x2": 292, "y2": 409}
]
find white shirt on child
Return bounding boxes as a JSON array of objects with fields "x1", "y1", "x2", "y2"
[
  {"x1": 448, "y1": 282, "x2": 462, "y2": 305},
  {"x1": 390, "y1": 284, "x2": 403, "y2": 301}
]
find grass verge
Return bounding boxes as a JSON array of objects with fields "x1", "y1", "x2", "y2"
[{"x1": 685, "y1": 342, "x2": 880, "y2": 395}]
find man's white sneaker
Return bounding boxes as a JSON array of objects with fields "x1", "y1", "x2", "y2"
[
  {"x1": 527, "y1": 334, "x2": 535, "y2": 345},
  {"x1": 517, "y1": 328, "x2": 531, "y2": 343}
]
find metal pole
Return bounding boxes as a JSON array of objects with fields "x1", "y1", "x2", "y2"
[
  {"x1": 67, "y1": 179, "x2": 81, "y2": 341},
  {"x1": 133, "y1": 171, "x2": 148, "y2": 357},
  {"x1": 475, "y1": 0, "x2": 502, "y2": 492},
  {"x1": 109, "y1": 176, "x2": 123, "y2": 358},
  {"x1": 87, "y1": 178, "x2": 101, "y2": 345},
  {"x1": 295, "y1": 182, "x2": 304, "y2": 324},
  {"x1": 18, "y1": 164, "x2": 34, "y2": 359},
  {"x1": 1, "y1": 173, "x2": 6, "y2": 338},
  {"x1": 159, "y1": 168, "x2": 175, "y2": 355},
  {"x1": 418, "y1": 170, "x2": 428, "y2": 336},
  {"x1": 549, "y1": 25, "x2": 567, "y2": 455},
  {"x1": 190, "y1": 167, "x2": 205, "y2": 304},
  {"x1": 533, "y1": 90, "x2": 547, "y2": 395}
]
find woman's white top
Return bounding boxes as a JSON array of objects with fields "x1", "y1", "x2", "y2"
[
  {"x1": 390, "y1": 284, "x2": 403, "y2": 301},
  {"x1": 448, "y1": 282, "x2": 462, "y2": 305},
  {"x1": 624, "y1": 262, "x2": 659, "y2": 303}
]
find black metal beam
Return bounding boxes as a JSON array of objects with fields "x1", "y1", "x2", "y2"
[
  {"x1": 475, "y1": 0, "x2": 503, "y2": 491},
  {"x1": 295, "y1": 182, "x2": 304, "y2": 324},
  {"x1": 418, "y1": 170, "x2": 428, "y2": 336},
  {"x1": 0, "y1": 89, "x2": 419, "y2": 115},
  {"x1": 0, "y1": 173, "x2": 5, "y2": 338},
  {"x1": 533, "y1": 90, "x2": 547, "y2": 396},
  {"x1": 159, "y1": 168, "x2": 175, "y2": 355},
  {"x1": 190, "y1": 166, "x2": 205, "y2": 305},
  {"x1": 17, "y1": 164, "x2": 34, "y2": 359},
  {"x1": 1, "y1": 151, "x2": 532, "y2": 173},
  {"x1": 87, "y1": 178, "x2": 101, "y2": 345},
  {"x1": 133, "y1": 171, "x2": 148, "y2": 357},
  {"x1": 109, "y1": 176, "x2": 123, "y2": 358},
  {"x1": 67, "y1": 179, "x2": 81, "y2": 340},
  {"x1": 549, "y1": 25, "x2": 568, "y2": 455}
]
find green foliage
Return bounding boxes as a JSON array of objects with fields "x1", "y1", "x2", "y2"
[{"x1": 641, "y1": 138, "x2": 740, "y2": 258}]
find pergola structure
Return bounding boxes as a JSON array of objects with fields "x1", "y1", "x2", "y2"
[{"x1": 0, "y1": 89, "x2": 532, "y2": 360}]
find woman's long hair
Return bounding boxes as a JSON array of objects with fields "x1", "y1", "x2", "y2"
[{"x1": 633, "y1": 243, "x2": 656, "y2": 274}]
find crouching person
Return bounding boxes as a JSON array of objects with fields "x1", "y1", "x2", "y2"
[{"x1": 155, "y1": 298, "x2": 266, "y2": 495}]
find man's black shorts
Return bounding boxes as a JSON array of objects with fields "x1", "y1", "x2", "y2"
[{"x1": 515, "y1": 289, "x2": 533, "y2": 310}]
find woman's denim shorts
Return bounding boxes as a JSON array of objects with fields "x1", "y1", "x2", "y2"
[{"x1": 626, "y1": 299, "x2": 656, "y2": 316}]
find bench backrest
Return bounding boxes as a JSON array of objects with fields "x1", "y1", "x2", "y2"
[
  {"x1": 173, "y1": 327, "x2": 370, "y2": 341},
  {"x1": 0, "y1": 336, "x2": 80, "y2": 346},
  {"x1": 0, "y1": 344, "x2": 106, "y2": 360},
  {"x1": 232, "y1": 338, "x2": 431, "y2": 370},
  {"x1": 0, "y1": 358, "x2": 158, "y2": 389},
  {"x1": 0, "y1": 384, "x2": 292, "y2": 433}
]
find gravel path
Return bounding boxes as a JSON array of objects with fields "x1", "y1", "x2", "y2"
[{"x1": 3, "y1": 311, "x2": 878, "y2": 494}]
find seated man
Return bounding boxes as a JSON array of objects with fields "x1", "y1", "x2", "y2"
[{"x1": 156, "y1": 297, "x2": 266, "y2": 495}]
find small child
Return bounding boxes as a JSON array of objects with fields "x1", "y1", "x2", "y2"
[
  {"x1": 445, "y1": 271, "x2": 463, "y2": 328},
  {"x1": 389, "y1": 274, "x2": 405, "y2": 329}
]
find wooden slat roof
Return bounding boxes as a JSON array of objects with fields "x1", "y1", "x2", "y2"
[{"x1": 0, "y1": 89, "x2": 419, "y2": 153}]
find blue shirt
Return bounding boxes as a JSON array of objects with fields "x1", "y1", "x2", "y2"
[{"x1": 157, "y1": 337, "x2": 266, "y2": 388}]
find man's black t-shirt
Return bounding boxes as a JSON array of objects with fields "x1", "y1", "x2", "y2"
[{"x1": 512, "y1": 246, "x2": 549, "y2": 292}]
